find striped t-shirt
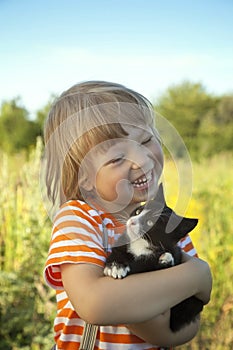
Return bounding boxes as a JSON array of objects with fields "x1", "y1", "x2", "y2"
[{"x1": 44, "y1": 199, "x2": 197, "y2": 350}]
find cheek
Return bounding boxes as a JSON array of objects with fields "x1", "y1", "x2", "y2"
[
  {"x1": 95, "y1": 168, "x2": 124, "y2": 198},
  {"x1": 95, "y1": 167, "x2": 133, "y2": 203},
  {"x1": 150, "y1": 143, "x2": 164, "y2": 172}
]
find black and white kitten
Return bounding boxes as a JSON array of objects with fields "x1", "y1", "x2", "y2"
[{"x1": 104, "y1": 184, "x2": 204, "y2": 332}]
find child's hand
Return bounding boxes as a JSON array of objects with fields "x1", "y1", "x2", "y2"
[{"x1": 182, "y1": 252, "x2": 212, "y2": 305}]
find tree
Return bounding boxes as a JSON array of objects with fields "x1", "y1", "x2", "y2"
[
  {"x1": 0, "y1": 98, "x2": 40, "y2": 153},
  {"x1": 35, "y1": 94, "x2": 57, "y2": 136},
  {"x1": 155, "y1": 81, "x2": 218, "y2": 158},
  {"x1": 198, "y1": 94, "x2": 233, "y2": 156}
]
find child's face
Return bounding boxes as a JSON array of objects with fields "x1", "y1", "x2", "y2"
[{"x1": 81, "y1": 124, "x2": 164, "y2": 215}]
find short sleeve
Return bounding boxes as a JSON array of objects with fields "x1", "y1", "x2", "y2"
[
  {"x1": 178, "y1": 234, "x2": 198, "y2": 257},
  {"x1": 44, "y1": 200, "x2": 107, "y2": 289}
]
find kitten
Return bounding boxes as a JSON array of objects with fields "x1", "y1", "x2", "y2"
[{"x1": 104, "y1": 184, "x2": 204, "y2": 332}]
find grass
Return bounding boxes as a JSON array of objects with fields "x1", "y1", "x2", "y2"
[{"x1": 163, "y1": 154, "x2": 233, "y2": 349}]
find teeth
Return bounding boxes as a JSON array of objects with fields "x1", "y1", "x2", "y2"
[
  {"x1": 132, "y1": 172, "x2": 152, "y2": 187},
  {"x1": 134, "y1": 176, "x2": 146, "y2": 184}
]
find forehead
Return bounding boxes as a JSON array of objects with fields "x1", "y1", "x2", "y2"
[
  {"x1": 74, "y1": 102, "x2": 155, "y2": 140},
  {"x1": 92, "y1": 125, "x2": 152, "y2": 160},
  {"x1": 123, "y1": 124, "x2": 152, "y2": 139},
  {"x1": 103, "y1": 124, "x2": 152, "y2": 148}
]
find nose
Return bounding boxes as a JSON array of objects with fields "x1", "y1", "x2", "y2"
[
  {"x1": 130, "y1": 145, "x2": 148, "y2": 170},
  {"x1": 131, "y1": 162, "x2": 141, "y2": 170}
]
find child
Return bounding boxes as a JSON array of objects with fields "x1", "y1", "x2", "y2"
[{"x1": 43, "y1": 81, "x2": 212, "y2": 350}]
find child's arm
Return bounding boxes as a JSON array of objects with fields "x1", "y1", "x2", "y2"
[
  {"x1": 126, "y1": 252, "x2": 207, "y2": 346},
  {"x1": 61, "y1": 255, "x2": 211, "y2": 342},
  {"x1": 128, "y1": 310, "x2": 200, "y2": 346}
]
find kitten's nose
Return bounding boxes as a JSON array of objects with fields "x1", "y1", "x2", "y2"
[
  {"x1": 127, "y1": 216, "x2": 140, "y2": 238},
  {"x1": 127, "y1": 217, "x2": 137, "y2": 226},
  {"x1": 129, "y1": 218, "x2": 136, "y2": 225}
]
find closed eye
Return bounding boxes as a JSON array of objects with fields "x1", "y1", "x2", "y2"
[
  {"x1": 141, "y1": 136, "x2": 153, "y2": 145},
  {"x1": 104, "y1": 154, "x2": 125, "y2": 166},
  {"x1": 109, "y1": 156, "x2": 124, "y2": 164}
]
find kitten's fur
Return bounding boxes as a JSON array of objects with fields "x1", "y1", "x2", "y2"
[{"x1": 104, "y1": 184, "x2": 204, "y2": 332}]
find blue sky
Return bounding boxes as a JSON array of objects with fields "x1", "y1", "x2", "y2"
[{"x1": 0, "y1": 0, "x2": 232, "y2": 118}]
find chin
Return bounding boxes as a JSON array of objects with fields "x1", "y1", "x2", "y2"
[
  {"x1": 131, "y1": 192, "x2": 149, "y2": 205},
  {"x1": 133, "y1": 185, "x2": 158, "y2": 203}
]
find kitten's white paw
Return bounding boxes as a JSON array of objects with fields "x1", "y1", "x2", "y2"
[
  {"x1": 159, "y1": 252, "x2": 174, "y2": 266},
  {"x1": 104, "y1": 263, "x2": 130, "y2": 279}
]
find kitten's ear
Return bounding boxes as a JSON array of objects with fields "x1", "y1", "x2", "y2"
[{"x1": 171, "y1": 217, "x2": 198, "y2": 241}]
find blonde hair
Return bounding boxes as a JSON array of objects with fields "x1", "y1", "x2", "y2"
[{"x1": 43, "y1": 81, "x2": 158, "y2": 208}]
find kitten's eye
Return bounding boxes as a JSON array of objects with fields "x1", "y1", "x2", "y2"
[
  {"x1": 135, "y1": 208, "x2": 142, "y2": 215},
  {"x1": 147, "y1": 220, "x2": 154, "y2": 226}
]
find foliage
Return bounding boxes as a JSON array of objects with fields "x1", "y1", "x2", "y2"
[
  {"x1": 0, "y1": 98, "x2": 40, "y2": 154},
  {"x1": 35, "y1": 94, "x2": 56, "y2": 133},
  {"x1": 155, "y1": 81, "x2": 233, "y2": 159},
  {"x1": 0, "y1": 139, "x2": 55, "y2": 350},
  {"x1": 198, "y1": 95, "x2": 233, "y2": 156},
  {"x1": 163, "y1": 154, "x2": 233, "y2": 350},
  {"x1": 0, "y1": 94, "x2": 55, "y2": 154}
]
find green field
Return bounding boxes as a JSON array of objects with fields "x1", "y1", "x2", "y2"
[
  {"x1": 164, "y1": 154, "x2": 233, "y2": 349},
  {"x1": 0, "y1": 139, "x2": 232, "y2": 349}
]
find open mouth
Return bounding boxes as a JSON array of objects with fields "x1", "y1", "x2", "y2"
[{"x1": 132, "y1": 171, "x2": 153, "y2": 188}]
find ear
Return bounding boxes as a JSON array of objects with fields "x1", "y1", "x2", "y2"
[
  {"x1": 78, "y1": 174, "x2": 94, "y2": 191},
  {"x1": 171, "y1": 216, "x2": 198, "y2": 241}
]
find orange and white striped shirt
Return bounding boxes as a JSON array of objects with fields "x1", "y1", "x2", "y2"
[{"x1": 44, "y1": 200, "x2": 197, "y2": 350}]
